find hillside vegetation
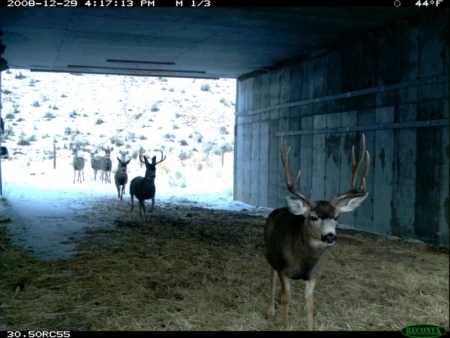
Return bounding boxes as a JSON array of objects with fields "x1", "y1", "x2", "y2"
[{"x1": 0, "y1": 69, "x2": 236, "y2": 191}]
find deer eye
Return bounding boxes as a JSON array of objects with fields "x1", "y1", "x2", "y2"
[
  {"x1": 334, "y1": 216, "x2": 339, "y2": 221},
  {"x1": 310, "y1": 216, "x2": 318, "y2": 221}
]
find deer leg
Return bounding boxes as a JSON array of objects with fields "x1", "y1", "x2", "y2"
[
  {"x1": 149, "y1": 197, "x2": 155, "y2": 213},
  {"x1": 267, "y1": 268, "x2": 277, "y2": 319},
  {"x1": 130, "y1": 195, "x2": 134, "y2": 211},
  {"x1": 305, "y1": 279, "x2": 316, "y2": 331},
  {"x1": 73, "y1": 170, "x2": 76, "y2": 184},
  {"x1": 141, "y1": 201, "x2": 147, "y2": 222},
  {"x1": 279, "y1": 274, "x2": 291, "y2": 329},
  {"x1": 82, "y1": 170, "x2": 84, "y2": 182}
]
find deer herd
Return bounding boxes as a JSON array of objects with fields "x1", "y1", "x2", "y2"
[
  {"x1": 70, "y1": 144, "x2": 166, "y2": 221},
  {"x1": 69, "y1": 133, "x2": 370, "y2": 331}
]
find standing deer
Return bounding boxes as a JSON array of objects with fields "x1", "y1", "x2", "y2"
[
  {"x1": 71, "y1": 147, "x2": 85, "y2": 184},
  {"x1": 115, "y1": 157, "x2": 131, "y2": 201},
  {"x1": 90, "y1": 151, "x2": 103, "y2": 181},
  {"x1": 130, "y1": 150, "x2": 166, "y2": 222},
  {"x1": 101, "y1": 146, "x2": 113, "y2": 184},
  {"x1": 264, "y1": 134, "x2": 370, "y2": 330}
]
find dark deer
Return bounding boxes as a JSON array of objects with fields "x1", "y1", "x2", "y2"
[
  {"x1": 71, "y1": 147, "x2": 85, "y2": 184},
  {"x1": 129, "y1": 150, "x2": 166, "y2": 222},
  {"x1": 101, "y1": 146, "x2": 113, "y2": 184},
  {"x1": 114, "y1": 157, "x2": 131, "y2": 201},
  {"x1": 264, "y1": 134, "x2": 370, "y2": 330}
]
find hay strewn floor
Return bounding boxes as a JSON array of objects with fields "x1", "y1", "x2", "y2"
[{"x1": 1, "y1": 200, "x2": 449, "y2": 331}]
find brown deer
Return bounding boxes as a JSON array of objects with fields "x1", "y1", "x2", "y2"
[
  {"x1": 71, "y1": 146, "x2": 85, "y2": 184},
  {"x1": 129, "y1": 150, "x2": 166, "y2": 222},
  {"x1": 114, "y1": 156, "x2": 131, "y2": 201},
  {"x1": 264, "y1": 134, "x2": 370, "y2": 330}
]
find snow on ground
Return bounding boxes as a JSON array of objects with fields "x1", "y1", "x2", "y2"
[
  {"x1": 0, "y1": 156, "x2": 273, "y2": 261},
  {"x1": 0, "y1": 70, "x2": 274, "y2": 261}
]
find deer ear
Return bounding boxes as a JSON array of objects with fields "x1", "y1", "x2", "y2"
[
  {"x1": 286, "y1": 196, "x2": 309, "y2": 216},
  {"x1": 336, "y1": 193, "x2": 369, "y2": 213}
]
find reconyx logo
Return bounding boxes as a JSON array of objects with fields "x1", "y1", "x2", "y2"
[{"x1": 401, "y1": 324, "x2": 448, "y2": 338}]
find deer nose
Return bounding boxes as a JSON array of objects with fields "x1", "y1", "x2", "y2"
[{"x1": 322, "y1": 234, "x2": 337, "y2": 244}]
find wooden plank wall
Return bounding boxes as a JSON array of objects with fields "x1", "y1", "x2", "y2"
[{"x1": 234, "y1": 14, "x2": 449, "y2": 247}]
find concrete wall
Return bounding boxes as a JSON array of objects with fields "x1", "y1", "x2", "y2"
[{"x1": 234, "y1": 13, "x2": 449, "y2": 247}]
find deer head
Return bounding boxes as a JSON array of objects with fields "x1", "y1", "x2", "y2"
[
  {"x1": 140, "y1": 150, "x2": 166, "y2": 179},
  {"x1": 281, "y1": 133, "x2": 370, "y2": 246}
]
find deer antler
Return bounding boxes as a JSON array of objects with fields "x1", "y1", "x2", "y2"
[
  {"x1": 155, "y1": 150, "x2": 166, "y2": 165},
  {"x1": 280, "y1": 134, "x2": 316, "y2": 208},
  {"x1": 331, "y1": 134, "x2": 370, "y2": 206}
]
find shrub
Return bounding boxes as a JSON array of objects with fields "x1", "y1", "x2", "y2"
[
  {"x1": 15, "y1": 72, "x2": 27, "y2": 80},
  {"x1": 2, "y1": 89, "x2": 12, "y2": 95},
  {"x1": 163, "y1": 133, "x2": 175, "y2": 141},
  {"x1": 180, "y1": 139, "x2": 188, "y2": 146},
  {"x1": 32, "y1": 100, "x2": 40, "y2": 107},
  {"x1": 220, "y1": 97, "x2": 230, "y2": 107},
  {"x1": 69, "y1": 110, "x2": 78, "y2": 118},
  {"x1": 179, "y1": 149, "x2": 192, "y2": 161},
  {"x1": 29, "y1": 79, "x2": 36, "y2": 87},
  {"x1": 110, "y1": 136, "x2": 124, "y2": 146},
  {"x1": 150, "y1": 103, "x2": 160, "y2": 112},
  {"x1": 61, "y1": 93, "x2": 67, "y2": 98},
  {"x1": 220, "y1": 142, "x2": 234, "y2": 153},
  {"x1": 5, "y1": 113, "x2": 15, "y2": 119},
  {"x1": 43, "y1": 112, "x2": 56, "y2": 119},
  {"x1": 95, "y1": 118, "x2": 104, "y2": 125},
  {"x1": 127, "y1": 131, "x2": 136, "y2": 141},
  {"x1": 168, "y1": 171, "x2": 187, "y2": 188},
  {"x1": 17, "y1": 132, "x2": 36, "y2": 146},
  {"x1": 202, "y1": 140, "x2": 216, "y2": 154},
  {"x1": 219, "y1": 126, "x2": 229, "y2": 135},
  {"x1": 131, "y1": 149, "x2": 140, "y2": 160},
  {"x1": 200, "y1": 83, "x2": 211, "y2": 92},
  {"x1": 189, "y1": 130, "x2": 203, "y2": 143}
]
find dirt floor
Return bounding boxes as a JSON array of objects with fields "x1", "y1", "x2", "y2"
[{"x1": 1, "y1": 195, "x2": 449, "y2": 331}]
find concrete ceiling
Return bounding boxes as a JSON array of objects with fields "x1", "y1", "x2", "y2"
[{"x1": 0, "y1": 7, "x2": 432, "y2": 79}]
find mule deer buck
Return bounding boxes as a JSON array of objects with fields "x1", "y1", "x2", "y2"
[
  {"x1": 264, "y1": 134, "x2": 370, "y2": 330},
  {"x1": 130, "y1": 150, "x2": 166, "y2": 222},
  {"x1": 114, "y1": 156, "x2": 131, "y2": 201},
  {"x1": 71, "y1": 147, "x2": 85, "y2": 184},
  {"x1": 101, "y1": 146, "x2": 113, "y2": 184},
  {"x1": 90, "y1": 151, "x2": 104, "y2": 181}
]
